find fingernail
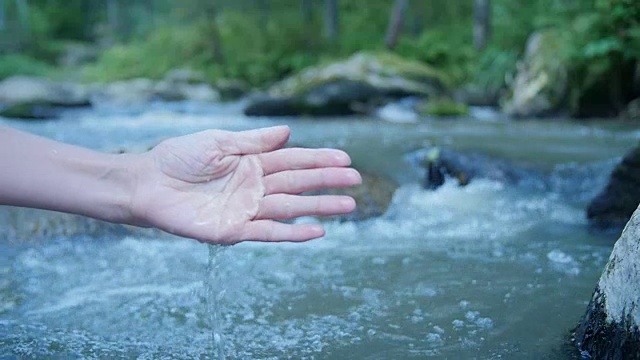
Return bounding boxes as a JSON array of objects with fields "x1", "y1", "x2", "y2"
[
  {"x1": 348, "y1": 169, "x2": 362, "y2": 184},
  {"x1": 311, "y1": 224, "x2": 325, "y2": 235},
  {"x1": 334, "y1": 150, "x2": 351, "y2": 165},
  {"x1": 341, "y1": 197, "x2": 356, "y2": 210}
]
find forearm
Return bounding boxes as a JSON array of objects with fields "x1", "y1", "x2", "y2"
[{"x1": 0, "y1": 126, "x2": 141, "y2": 225}]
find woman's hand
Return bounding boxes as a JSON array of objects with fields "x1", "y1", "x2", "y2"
[{"x1": 130, "y1": 126, "x2": 361, "y2": 244}]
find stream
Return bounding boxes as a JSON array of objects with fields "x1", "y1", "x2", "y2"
[{"x1": 1, "y1": 101, "x2": 638, "y2": 359}]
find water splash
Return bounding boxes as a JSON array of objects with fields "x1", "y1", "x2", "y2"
[{"x1": 206, "y1": 244, "x2": 226, "y2": 360}]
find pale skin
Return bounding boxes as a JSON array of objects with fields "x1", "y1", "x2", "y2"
[{"x1": 0, "y1": 125, "x2": 362, "y2": 244}]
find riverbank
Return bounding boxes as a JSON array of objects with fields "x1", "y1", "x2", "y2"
[{"x1": 2, "y1": 52, "x2": 639, "y2": 122}]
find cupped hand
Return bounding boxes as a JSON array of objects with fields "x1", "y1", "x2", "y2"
[{"x1": 129, "y1": 126, "x2": 361, "y2": 244}]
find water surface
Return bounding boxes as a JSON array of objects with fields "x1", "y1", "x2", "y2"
[{"x1": 1, "y1": 104, "x2": 637, "y2": 358}]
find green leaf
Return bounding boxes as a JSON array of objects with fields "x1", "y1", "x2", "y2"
[{"x1": 583, "y1": 37, "x2": 624, "y2": 58}]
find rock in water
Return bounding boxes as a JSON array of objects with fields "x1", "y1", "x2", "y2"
[
  {"x1": 587, "y1": 144, "x2": 640, "y2": 228},
  {"x1": 573, "y1": 204, "x2": 640, "y2": 359},
  {"x1": 0, "y1": 76, "x2": 89, "y2": 106},
  {"x1": 0, "y1": 76, "x2": 90, "y2": 118},
  {"x1": 416, "y1": 148, "x2": 543, "y2": 189},
  {"x1": 307, "y1": 171, "x2": 398, "y2": 221}
]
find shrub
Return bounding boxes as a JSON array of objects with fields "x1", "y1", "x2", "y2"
[{"x1": 0, "y1": 54, "x2": 54, "y2": 80}]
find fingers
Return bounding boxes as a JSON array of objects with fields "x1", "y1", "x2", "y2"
[
  {"x1": 255, "y1": 194, "x2": 356, "y2": 220},
  {"x1": 240, "y1": 221, "x2": 325, "y2": 242},
  {"x1": 219, "y1": 126, "x2": 291, "y2": 155},
  {"x1": 259, "y1": 148, "x2": 351, "y2": 175},
  {"x1": 263, "y1": 167, "x2": 362, "y2": 195}
]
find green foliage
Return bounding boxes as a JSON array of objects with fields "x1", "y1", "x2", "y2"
[
  {"x1": 418, "y1": 97, "x2": 469, "y2": 117},
  {"x1": 395, "y1": 26, "x2": 474, "y2": 85},
  {"x1": 0, "y1": 54, "x2": 53, "y2": 80},
  {"x1": 469, "y1": 47, "x2": 518, "y2": 97},
  {"x1": 338, "y1": 1, "x2": 391, "y2": 54},
  {"x1": 213, "y1": 10, "x2": 321, "y2": 85},
  {"x1": 1, "y1": 0, "x2": 638, "y2": 120},
  {"x1": 560, "y1": 0, "x2": 640, "y2": 113},
  {"x1": 79, "y1": 0, "x2": 482, "y2": 86},
  {"x1": 83, "y1": 24, "x2": 208, "y2": 82},
  {"x1": 36, "y1": 0, "x2": 89, "y2": 41},
  {"x1": 84, "y1": 9, "x2": 324, "y2": 86}
]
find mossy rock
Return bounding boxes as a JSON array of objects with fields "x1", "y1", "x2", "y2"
[
  {"x1": 620, "y1": 97, "x2": 640, "y2": 120},
  {"x1": 215, "y1": 79, "x2": 249, "y2": 101},
  {"x1": 502, "y1": 30, "x2": 570, "y2": 117},
  {"x1": 0, "y1": 76, "x2": 90, "y2": 107},
  {"x1": 270, "y1": 51, "x2": 451, "y2": 98},
  {"x1": 574, "y1": 205, "x2": 640, "y2": 359},
  {"x1": 417, "y1": 97, "x2": 469, "y2": 117},
  {"x1": 0, "y1": 102, "x2": 59, "y2": 119},
  {"x1": 245, "y1": 52, "x2": 452, "y2": 117}
]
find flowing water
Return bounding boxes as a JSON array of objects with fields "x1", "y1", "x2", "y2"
[{"x1": 0, "y1": 102, "x2": 638, "y2": 359}]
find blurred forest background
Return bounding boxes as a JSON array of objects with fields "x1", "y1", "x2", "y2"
[{"x1": 0, "y1": 0, "x2": 638, "y2": 117}]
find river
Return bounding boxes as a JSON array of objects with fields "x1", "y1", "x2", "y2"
[{"x1": 1, "y1": 102, "x2": 638, "y2": 359}]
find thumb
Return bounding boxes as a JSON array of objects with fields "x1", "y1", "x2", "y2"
[{"x1": 225, "y1": 126, "x2": 291, "y2": 155}]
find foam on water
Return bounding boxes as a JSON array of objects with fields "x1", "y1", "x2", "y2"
[{"x1": 1, "y1": 173, "x2": 612, "y2": 358}]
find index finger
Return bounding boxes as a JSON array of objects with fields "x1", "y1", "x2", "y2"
[{"x1": 258, "y1": 148, "x2": 352, "y2": 175}]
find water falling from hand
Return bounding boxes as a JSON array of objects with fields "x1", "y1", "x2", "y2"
[{"x1": 206, "y1": 244, "x2": 226, "y2": 360}]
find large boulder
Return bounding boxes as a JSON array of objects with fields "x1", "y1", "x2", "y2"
[
  {"x1": 91, "y1": 72, "x2": 220, "y2": 106},
  {"x1": 587, "y1": 144, "x2": 640, "y2": 227},
  {"x1": 90, "y1": 78, "x2": 157, "y2": 105},
  {"x1": 573, "y1": 204, "x2": 640, "y2": 359},
  {"x1": 502, "y1": 30, "x2": 569, "y2": 117},
  {"x1": 0, "y1": 76, "x2": 90, "y2": 119},
  {"x1": 244, "y1": 52, "x2": 451, "y2": 117},
  {"x1": 163, "y1": 68, "x2": 206, "y2": 84},
  {"x1": 0, "y1": 102, "x2": 61, "y2": 119},
  {"x1": 245, "y1": 80, "x2": 382, "y2": 117},
  {"x1": 215, "y1": 79, "x2": 250, "y2": 101},
  {"x1": 154, "y1": 81, "x2": 220, "y2": 103},
  {"x1": 155, "y1": 68, "x2": 220, "y2": 102},
  {"x1": 621, "y1": 97, "x2": 640, "y2": 121}
]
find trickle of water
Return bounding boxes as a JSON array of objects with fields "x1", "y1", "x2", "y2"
[{"x1": 206, "y1": 244, "x2": 226, "y2": 360}]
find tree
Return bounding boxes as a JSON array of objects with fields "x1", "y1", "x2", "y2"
[
  {"x1": 0, "y1": 0, "x2": 5, "y2": 31},
  {"x1": 204, "y1": 0, "x2": 225, "y2": 66},
  {"x1": 15, "y1": 0, "x2": 29, "y2": 33},
  {"x1": 385, "y1": 0, "x2": 408, "y2": 49},
  {"x1": 106, "y1": 0, "x2": 119, "y2": 44},
  {"x1": 473, "y1": 0, "x2": 491, "y2": 49},
  {"x1": 256, "y1": 0, "x2": 269, "y2": 33},
  {"x1": 323, "y1": 0, "x2": 338, "y2": 41},
  {"x1": 302, "y1": 0, "x2": 313, "y2": 25},
  {"x1": 410, "y1": 0, "x2": 425, "y2": 37},
  {"x1": 301, "y1": 0, "x2": 316, "y2": 49}
]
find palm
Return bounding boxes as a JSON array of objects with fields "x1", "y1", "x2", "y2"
[{"x1": 131, "y1": 127, "x2": 360, "y2": 244}]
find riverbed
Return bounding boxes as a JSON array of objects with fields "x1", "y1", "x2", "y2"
[{"x1": 1, "y1": 102, "x2": 638, "y2": 358}]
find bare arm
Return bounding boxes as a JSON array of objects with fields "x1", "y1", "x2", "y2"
[
  {"x1": 0, "y1": 126, "x2": 361, "y2": 244},
  {"x1": 0, "y1": 126, "x2": 140, "y2": 224}
]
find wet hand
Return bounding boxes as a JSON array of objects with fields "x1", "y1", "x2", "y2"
[{"x1": 130, "y1": 126, "x2": 361, "y2": 244}]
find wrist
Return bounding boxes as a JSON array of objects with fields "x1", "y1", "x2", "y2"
[
  {"x1": 106, "y1": 152, "x2": 150, "y2": 227},
  {"x1": 58, "y1": 150, "x2": 148, "y2": 226}
]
